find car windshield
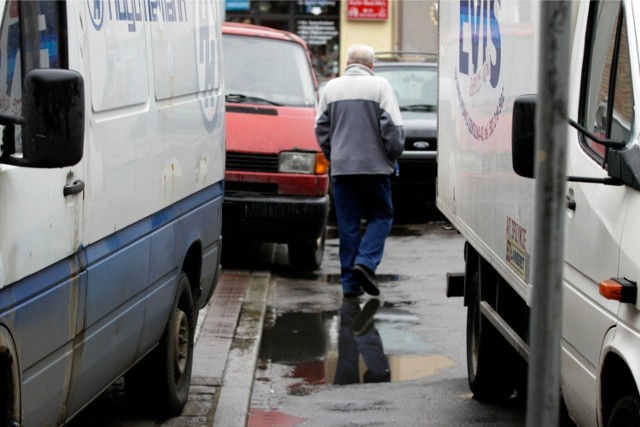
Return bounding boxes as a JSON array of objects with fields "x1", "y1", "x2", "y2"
[
  {"x1": 375, "y1": 65, "x2": 437, "y2": 112},
  {"x1": 222, "y1": 34, "x2": 316, "y2": 107}
]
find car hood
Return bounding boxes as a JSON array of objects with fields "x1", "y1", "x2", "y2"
[
  {"x1": 226, "y1": 104, "x2": 319, "y2": 154},
  {"x1": 401, "y1": 111, "x2": 437, "y2": 138}
]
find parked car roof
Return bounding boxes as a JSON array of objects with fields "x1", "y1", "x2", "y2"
[
  {"x1": 221, "y1": 22, "x2": 307, "y2": 46},
  {"x1": 374, "y1": 51, "x2": 437, "y2": 64}
]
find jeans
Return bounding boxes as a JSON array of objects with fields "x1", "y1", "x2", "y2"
[
  {"x1": 334, "y1": 299, "x2": 390, "y2": 385},
  {"x1": 331, "y1": 175, "x2": 393, "y2": 294}
]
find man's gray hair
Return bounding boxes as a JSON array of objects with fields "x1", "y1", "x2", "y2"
[{"x1": 346, "y1": 44, "x2": 375, "y2": 67}]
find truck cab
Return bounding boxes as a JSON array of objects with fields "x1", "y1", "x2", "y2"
[{"x1": 438, "y1": 0, "x2": 640, "y2": 425}]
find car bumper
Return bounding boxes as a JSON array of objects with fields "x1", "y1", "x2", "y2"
[
  {"x1": 392, "y1": 156, "x2": 437, "y2": 201},
  {"x1": 222, "y1": 194, "x2": 330, "y2": 243}
]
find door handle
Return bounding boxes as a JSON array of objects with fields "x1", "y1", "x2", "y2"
[
  {"x1": 566, "y1": 194, "x2": 576, "y2": 211},
  {"x1": 63, "y1": 180, "x2": 85, "y2": 197}
]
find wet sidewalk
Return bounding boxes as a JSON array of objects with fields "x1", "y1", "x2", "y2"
[
  {"x1": 191, "y1": 269, "x2": 270, "y2": 427},
  {"x1": 69, "y1": 269, "x2": 269, "y2": 427}
]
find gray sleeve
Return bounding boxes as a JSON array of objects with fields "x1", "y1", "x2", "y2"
[
  {"x1": 379, "y1": 82, "x2": 405, "y2": 160},
  {"x1": 315, "y1": 96, "x2": 332, "y2": 160}
]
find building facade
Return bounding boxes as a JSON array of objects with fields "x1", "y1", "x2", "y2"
[{"x1": 224, "y1": 0, "x2": 438, "y2": 82}]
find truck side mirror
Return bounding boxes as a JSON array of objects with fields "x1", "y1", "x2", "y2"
[
  {"x1": 0, "y1": 68, "x2": 85, "y2": 168},
  {"x1": 511, "y1": 95, "x2": 537, "y2": 178}
]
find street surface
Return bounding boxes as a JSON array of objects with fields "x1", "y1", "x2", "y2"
[
  {"x1": 239, "y1": 212, "x2": 528, "y2": 427},
  {"x1": 70, "y1": 208, "x2": 550, "y2": 426}
]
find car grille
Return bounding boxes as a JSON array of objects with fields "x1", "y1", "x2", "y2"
[
  {"x1": 405, "y1": 136, "x2": 437, "y2": 152},
  {"x1": 226, "y1": 152, "x2": 279, "y2": 172}
]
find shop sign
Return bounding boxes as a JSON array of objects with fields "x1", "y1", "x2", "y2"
[
  {"x1": 346, "y1": 0, "x2": 388, "y2": 21},
  {"x1": 226, "y1": 0, "x2": 250, "y2": 11},
  {"x1": 297, "y1": 20, "x2": 339, "y2": 46}
]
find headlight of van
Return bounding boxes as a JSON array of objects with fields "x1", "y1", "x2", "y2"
[{"x1": 279, "y1": 151, "x2": 316, "y2": 174}]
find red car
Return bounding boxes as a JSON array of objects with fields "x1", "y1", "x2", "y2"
[{"x1": 221, "y1": 23, "x2": 330, "y2": 270}]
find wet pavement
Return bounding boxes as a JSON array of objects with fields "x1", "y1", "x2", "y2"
[
  {"x1": 244, "y1": 219, "x2": 528, "y2": 426},
  {"x1": 70, "y1": 210, "x2": 533, "y2": 426}
]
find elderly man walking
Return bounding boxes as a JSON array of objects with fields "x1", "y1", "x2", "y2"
[{"x1": 315, "y1": 44, "x2": 405, "y2": 298}]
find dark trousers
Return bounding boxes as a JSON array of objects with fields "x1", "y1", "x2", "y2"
[{"x1": 331, "y1": 175, "x2": 393, "y2": 294}]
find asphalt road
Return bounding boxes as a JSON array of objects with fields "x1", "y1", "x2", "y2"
[
  {"x1": 70, "y1": 207, "x2": 556, "y2": 426},
  {"x1": 239, "y1": 214, "x2": 529, "y2": 427}
]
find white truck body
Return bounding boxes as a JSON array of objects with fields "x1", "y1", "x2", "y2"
[
  {"x1": 0, "y1": 1, "x2": 225, "y2": 425},
  {"x1": 438, "y1": 1, "x2": 640, "y2": 425}
]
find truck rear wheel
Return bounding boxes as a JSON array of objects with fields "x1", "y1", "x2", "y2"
[
  {"x1": 466, "y1": 273, "x2": 517, "y2": 401},
  {"x1": 608, "y1": 395, "x2": 640, "y2": 427},
  {"x1": 288, "y1": 229, "x2": 326, "y2": 271}
]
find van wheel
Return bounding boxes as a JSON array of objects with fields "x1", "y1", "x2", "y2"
[
  {"x1": 288, "y1": 229, "x2": 326, "y2": 271},
  {"x1": 467, "y1": 273, "x2": 517, "y2": 401},
  {"x1": 608, "y1": 395, "x2": 640, "y2": 427},
  {"x1": 125, "y1": 272, "x2": 195, "y2": 417}
]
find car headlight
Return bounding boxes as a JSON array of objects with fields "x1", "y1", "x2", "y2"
[{"x1": 279, "y1": 151, "x2": 317, "y2": 174}]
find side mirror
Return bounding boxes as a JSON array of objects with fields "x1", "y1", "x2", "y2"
[
  {"x1": 0, "y1": 68, "x2": 85, "y2": 168},
  {"x1": 511, "y1": 95, "x2": 537, "y2": 178}
]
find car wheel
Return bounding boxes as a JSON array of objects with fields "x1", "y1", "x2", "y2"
[
  {"x1": 608, "y1": 395, "x2": 640, "y2": 427},
  {"x1": 466, "y1": 272, "x2": 517, "y2": 401},
  {"x1": 288, "y1": 228, "x2": 326, "y2": 271},
  {"x1": 125, "y1": 272, "x2": 195, "y2": 417}
]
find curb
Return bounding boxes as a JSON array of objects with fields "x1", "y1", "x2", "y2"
[{"x1": 212, "y1": 271, "x2": 270, "y2": 426}]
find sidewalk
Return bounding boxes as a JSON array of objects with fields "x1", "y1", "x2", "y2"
[{"x1": 190, "y1": 269, "x2": 270, "y2": 427}]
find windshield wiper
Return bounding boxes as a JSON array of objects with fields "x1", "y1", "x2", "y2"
[
  {"x1": 400, "y1": 104, "x2": 437, "y2": 112},
  {"x1": 226, "y1": 93, "x2": 282, "y2": 106}
]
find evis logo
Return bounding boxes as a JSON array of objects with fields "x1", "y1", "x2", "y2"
[{"x1": 456, "y1": 0, "x2": 504, "y2": 141}]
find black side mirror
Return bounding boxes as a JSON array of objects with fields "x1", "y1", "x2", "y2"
[
  {"x1": 511, "y1": 95, "x2": 537, "y2": 178},
  {"x1": 0, "y1": 68, "x2": 85, "y2": 168}
]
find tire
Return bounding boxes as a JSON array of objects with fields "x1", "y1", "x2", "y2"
[
  {"x1": 125, "y1": 272, "x2": 195, "y2": 417},
  {"x1": 466, "y1": 273, "x2": 517, "y2": 402},
  {"x1": 608, "y1": 395, "x2": 640, "y2": 427},
  {"x1": 288, "y1": 228, "x2": 326, "y2": 271}
]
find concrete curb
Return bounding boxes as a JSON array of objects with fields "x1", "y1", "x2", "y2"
[{"x1": 212, "y1": 271, "x2": 270, "y2": 427}]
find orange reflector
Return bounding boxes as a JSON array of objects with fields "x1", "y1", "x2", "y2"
[
  {"x1": 315, "y1": 153, "x2": 329, "y2": 175},
  {"x1": 599, "y1": 279, "x2": 623, "y2": 301}
]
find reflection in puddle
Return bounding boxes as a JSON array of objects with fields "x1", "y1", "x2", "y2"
[{"x1": 257, "y1": 301, "x2": 457, "y2": 390}]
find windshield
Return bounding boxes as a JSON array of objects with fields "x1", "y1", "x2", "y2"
[
  {"x1": 222, "y1": 34, "x2": 316, "y2": 107},
  {"x1": 375, "y1": 65, "x2": 437, "y2": 111}
]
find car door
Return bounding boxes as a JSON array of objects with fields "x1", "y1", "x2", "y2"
[{"x1": 0, "y1": 2, "x2": 87, "y2": 423}]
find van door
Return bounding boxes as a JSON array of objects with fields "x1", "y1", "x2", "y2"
[
  {"x1": 561, "y1": 1, "x2": 631, "y2": 424},
  {"x1": 0, "y1": 1, "x2": 86, "y2": 423}
]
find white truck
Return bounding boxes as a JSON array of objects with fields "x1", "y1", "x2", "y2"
[
  {"x1": 438, "y1": 0, "x2": 640, "y2": 425},
  {"x1": 0, "y1": 1, "x2": 225, "y2": 425}
]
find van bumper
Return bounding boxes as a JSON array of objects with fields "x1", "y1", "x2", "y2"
[{"x1": 222, "y1": 195, "x2": 330, "y2": 243}]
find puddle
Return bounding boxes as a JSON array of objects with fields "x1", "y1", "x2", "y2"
[{"x1": 257, "y1": 301, "x2": 457, "y2": 390}]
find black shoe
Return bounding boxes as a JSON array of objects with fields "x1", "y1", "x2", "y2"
[
  {"x1": 363, "y1": 369, "x2": 391, "y2": 383},
  {"x1": 343, "y1": 289, "x2": 364, "y2": 298},
  {"x1": 352, "y1": 298, "x2": 380, "y2": 336},
  {"x1": 353, "y1": 264, "x2": 379, "y2": 296}
]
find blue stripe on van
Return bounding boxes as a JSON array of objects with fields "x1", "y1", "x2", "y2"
[{"x1": 0, "y1": 181, "x2": 224, "y2": 423}]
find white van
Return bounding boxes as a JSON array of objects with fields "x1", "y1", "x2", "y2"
[{"x1": 0, "y1": 0, "x2": 225, "y2": 424}]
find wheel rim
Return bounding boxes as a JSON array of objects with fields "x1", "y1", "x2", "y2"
[{"x1": 173, "y1": 308, "x2": 189, "y2": 385}]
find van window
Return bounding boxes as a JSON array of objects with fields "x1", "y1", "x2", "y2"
[
  {"x1": 222, "y1": 34, "x2": 315, "y2": 107},
  {"x1": 581, "y1": 1, "x2": 634, "y2": 163}
]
